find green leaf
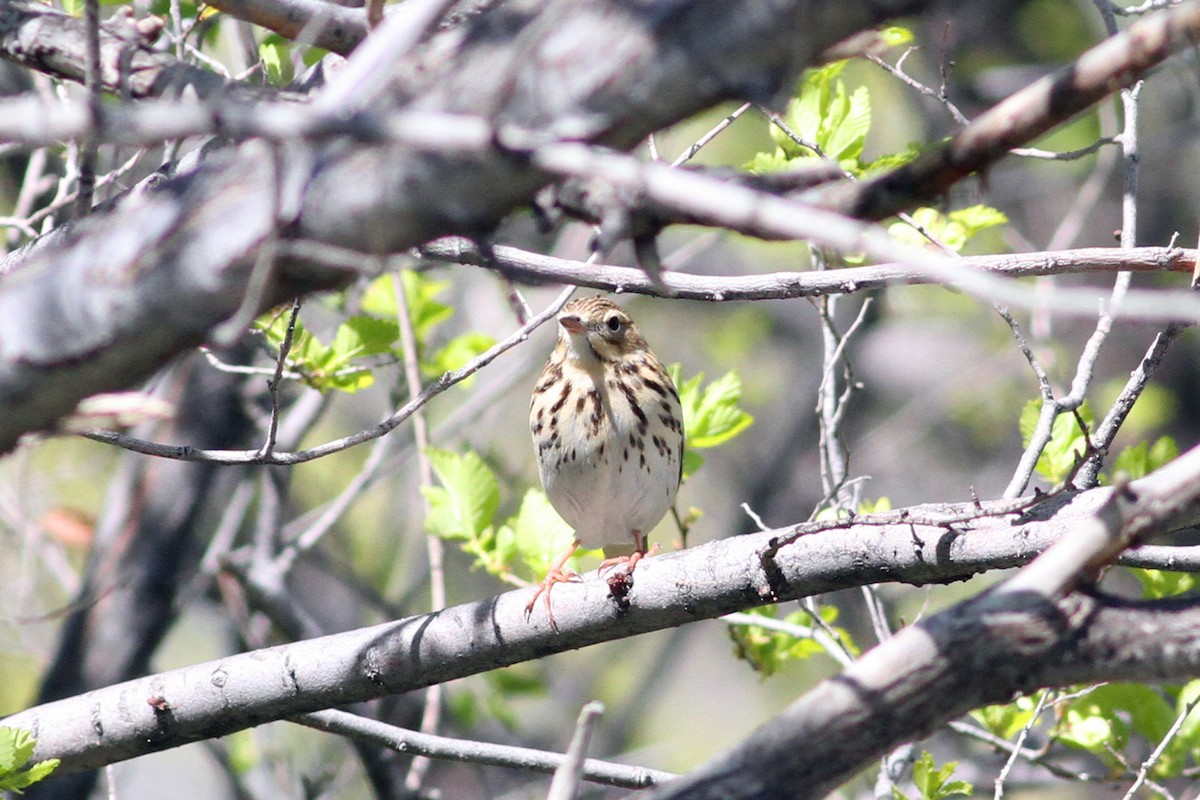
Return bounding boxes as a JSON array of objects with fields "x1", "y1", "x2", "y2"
[
  {"x1": 970, "y1": 693, "x2": 1044, "y2": 740},
  {"x1": 259, "y1": 34, "x2": 291, "y2": 86},
  {"x1": 911, "y1": 752, "x2": 972, "y2": 800},
  {"x1": 225, "y1": 730, "x2": 259, "y2": 776},
  {"x1": 857, "y1": 497, "x2": 892, "y2": 514},
  {"x1": 1171, "y1": 680, "x2": 1200, "y2": 754},
  {"x1": 728, "y1": 604, "x2": 858, "y2": 676},
  {"x1": 682, "y1": 449, "x2": 705, "y2": 477},
  {"x1": 422, "y1": 449, "x2": 500, "y2": 543},
  {"x1": 401, "y1": 271, "x2": 454, "y2": 340},
  {"x1": 879, "y1": 26, "x2": 914, "y2": 47},
  {"x1": 822, "y1": 84, "x2": 872, "y2": 165},
  {"x1": 860, "y1": 141, "x2": 924, "y2": 175},
  {"x1": 673, "y1": 367, "x2": 755, "y2": 450},
  {"x1": 667, "y1": 366, "x2": 752, "y2": 480},
  {"x1": 426, "y1": 331, "x2": 497, "y2": 378},
  {"x1": 332, "y1": 315, "x2": 400, "y2": 360},
  {"x1": 0, "y1": 728, "x2": 33, "y2": 773},
  {"x1": 1109, "y1": 436, "x2": 1178, "y2": 482},
  {"x1": 1056, "y1": 684, "x2": 1175, "y2": 764},
  {"x1": 744, "y1": 149, "x2": 794, "y2": 174},
  {"x1": 949, "y1": 204, "x2": 1008, "y2": 237},
  {"x1": 1018, "y1": 400, "x2": 1094, "y2": 484},
  {"x1": 0, "y1": 728, "x2": 59, "y2": 792},
  {"x1": 1131, "y1": 568, "x2": 1196, "y2": 600},
  {"x1": 773, "y1": 61, "x2": 872, "y2": 170},
  {"x1": 888, "y1": 205, "x2": 1007, "y2": 253},
  {"x1": 506, "y1": 489, "x2": 591, "y2": 579}
]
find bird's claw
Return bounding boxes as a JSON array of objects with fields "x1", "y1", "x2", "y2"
[{"x1": 525, "y1": 567, "x2": 581, "y2": 631}]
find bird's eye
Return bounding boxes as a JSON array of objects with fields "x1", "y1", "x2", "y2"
[{"x1": 605, "y1": 314, "x2": 622, "y2": 332}]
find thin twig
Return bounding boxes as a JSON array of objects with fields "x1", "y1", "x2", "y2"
[
  {"x1": 257, "y1": 299, "x2": 302, "y2": 459},
  {"x1": 85, "y1": 288, "x2": 578, "y2": 465},
  {"x1": 77, "y1": 0, "x2": 101, "y2": 216},
  {"x1": 394, "y1": 270, "x2": 447, "y2": 794},
  {"x1": 671, "y1": 102, "x2": 751, "y2": 167},
  {"x1": 1122, "y1": 696, "x2": 1200, "y2": 800},
  {"x1": 295, "y1": 707, "x2": 670, "y2": 789},
  {"x1": 994, "y1": 691, "x2": 1052, "y2": 799},
  {"x1": 547, "y1": 702, "x2": 606, "y2": 800},
  {"x1": 866, "y1": 51, "x2": 969, "y2": 126}
]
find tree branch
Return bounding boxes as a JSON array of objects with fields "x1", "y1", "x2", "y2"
[
  {"x1": 0, "y1": 0, "x2": 232, "y2": 98},
  {"x1": 8, "y1": 445, "x2": 1200, "y2": 778},
  {"x1": 0, "y1": 0, "x2": 929, "y2": 455},
  {"x1": 817, "y1": 0, "x2": 1200, "y2": 220},
  {"x1": 646, "y1": 443, "x2": 1200, "y2": 800},
  {"x1": 424, "y1": 238, "x2": 1196, "y2": 300}
]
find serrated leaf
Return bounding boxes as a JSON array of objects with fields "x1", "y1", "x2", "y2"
[
  {"x1": 728, "y1": 604, "x2": 858, "y2": 676},
  {"x1": 1171, "y1": 680, "x2": 1200, "y2": 752},
  {"x1": 774, "y1": 61, "x2": 848, "y2": 159},
  {"x1": 332, "y1": 316, "x2": 400, "y2": 360},
  {"x1": 0, "y1": 728, "x2": 58, "y2": 792},
  {"x1": 1056, "y1": 684, "x2": 1174, "y2": 762},
  {"x1": 861, "y1": 142, "x2": 924, "y2": 175},
  {"x1": 889, "y1": 204, "x2": 1006, "y2": 253},
  {"x1": 401, "y1": 271, "x2": 454, "y2": 340},
  {"x1": 1111, "y1": 436, "x2": 1178, "y2": 482},
  {"x1": 744, "y1": 149, "x2": 794, "y2": 174},
  {"x1": 426, "y1": 331, "x2": 497, "y2": 378},
  {"x1": 857, "y1": 496, "x2": 892, "y2": 514},
  {"x1": 823, "y1": 84, "x2": 871, "y2": 164},
  {"x1": 971, "y1": 694, "x2": 1040, "y2": 740},
  {"x1": 676, "y1": 369, "x2": 755, "y2": 449},
  {"x1": 948, "y1": 204, "x2": 1008, "y2": 236},
  {"x1": 508, "y1": 489, "x2": 589, "y2": 579},
  {"x1": 911, "y1": 752, "x2": 971, "y2": 800},
  {"x1": 1057, "y1": 709, "x2": 1116, "y2": 751},
  {"x1": 879, "y1": 26, "x2": 914, "y2": 47},
  {"x1": 1149, "y1": 436, "x2": 1180, "y2": 469},
  {"x1": 0, "y1": 728, "x2": 33, "y2": 773},
  {"x1": 361, "y1": 274, "x2": 399, "y2": 317},
  {"x1": 423, "y1": 449, "x2": 499, "y2": 542},
  {"x1": 1019, "y1": 400, "x2": 1094, "y2": 484}
]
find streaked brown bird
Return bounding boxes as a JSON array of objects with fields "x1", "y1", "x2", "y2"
[{"x1": 527, "y1": 296, "x2": 684, "y2": 627}]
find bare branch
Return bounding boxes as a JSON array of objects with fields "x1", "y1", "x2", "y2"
[
  {"x1": 10, "y1": 448, "x2": 1200, "y2": 778},
  {"x1": 295, "y1": 708, "x2": 671, "y2": 790},
  {"x1": 0, "y1": 0, "x2": 231, "y2": 98},
  {"x1": 818, "y1": 1, "x2": 1200, "y2": 220}
]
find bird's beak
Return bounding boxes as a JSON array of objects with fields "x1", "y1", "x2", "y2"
[{"x1": 559, "y1": 315, "x2": 586, "y2": 334}]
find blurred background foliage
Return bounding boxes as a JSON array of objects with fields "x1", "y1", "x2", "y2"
[{"x1": 2, "y1": 0, "x2": 1200, "y2": 797}]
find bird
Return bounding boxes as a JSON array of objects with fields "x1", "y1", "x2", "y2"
[{"x1": 527, "y1": 295, "x2": 684, "y2": 628}]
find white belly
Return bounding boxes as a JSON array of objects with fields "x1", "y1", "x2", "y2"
[{"x1": 535, "y1": 379, "x2": 681, "y2": 549}]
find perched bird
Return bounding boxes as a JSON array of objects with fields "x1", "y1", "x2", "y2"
[{"x1": 527, "y1": 296, "x2": 684, "y2": 627}]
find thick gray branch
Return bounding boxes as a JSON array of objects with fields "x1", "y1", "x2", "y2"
[
  {"x1": 819, "y1": 0, "x2": 1200, "y2": 220},
  {"x1": 7, "y1": 461, "x2": 1200, "y2": 778},
  {"x1": 0, "y1": 0, "x2": 231, "y2": 98},
  {"x1": 425, "y1": 239, "x2": 1197, "y2": 300},
  {"x1": 0, "y1": 0, "x2": 926, "y2": 454},
  {"x1": 647, "y1": 445, "x2": 1200, "y2": 800}
]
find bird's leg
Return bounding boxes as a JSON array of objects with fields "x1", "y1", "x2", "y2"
[
  {"x1": 525, "y1": 540, "x2": 582, "y2": 631},
  {"x1": 598, "y1": 530, "x2": 657, "y2": 575}
]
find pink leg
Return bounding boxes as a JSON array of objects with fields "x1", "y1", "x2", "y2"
[
  {"x1": 525, "y1": 540, "x2": 582, "y2": 631},
  {"x1": 598, "y1": 530, "x2": 657, "y2": 574}
]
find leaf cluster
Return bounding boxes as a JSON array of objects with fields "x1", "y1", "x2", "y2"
[
  {"x1": 0, "y1": 728, "x2": 59, "y2": 793},
  {"x1": 256, "y1": 271, "x2": 496, "y2": 394}
]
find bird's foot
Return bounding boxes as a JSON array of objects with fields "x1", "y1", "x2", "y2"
[
  {"x1": 598, "y1": 542, "x2": 661, "y2": 575},
  {"x1": 525, "y1": 566, "x2": 581, "y2": 631}
]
